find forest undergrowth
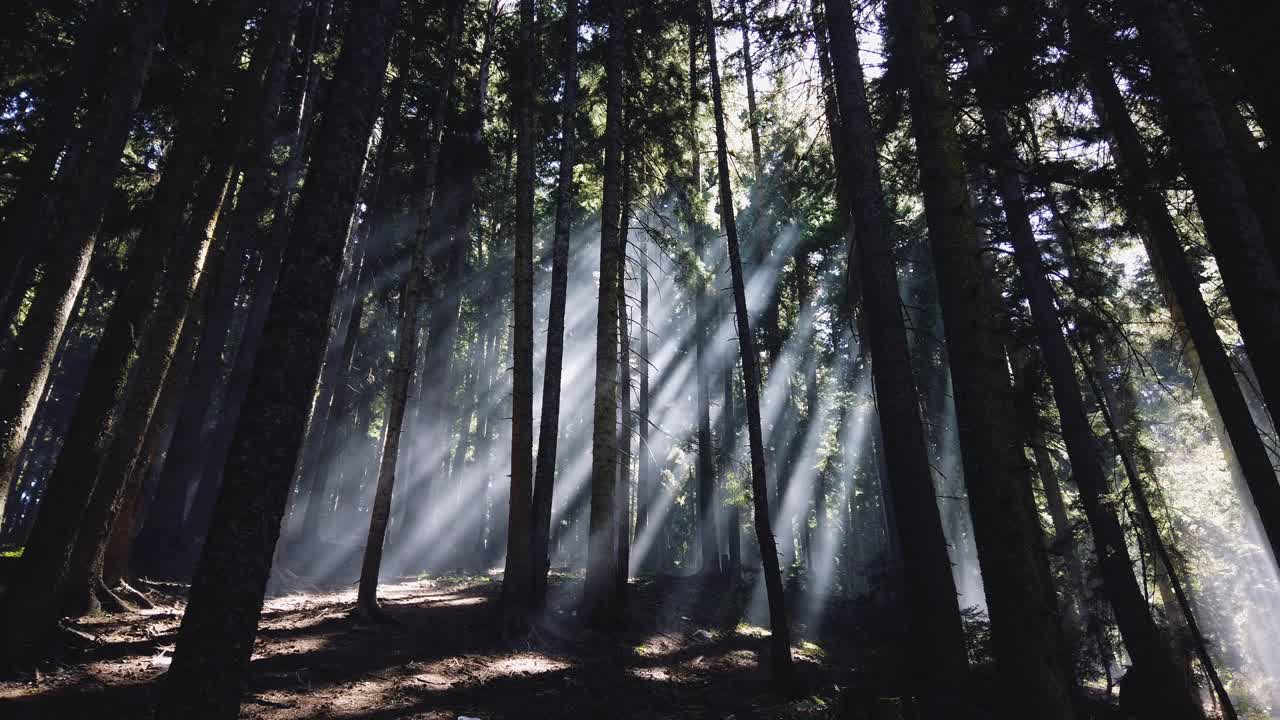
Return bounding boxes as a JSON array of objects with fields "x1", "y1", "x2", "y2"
[{"x1": 1, "y1": 573, "x2": 855, "y2": 719}]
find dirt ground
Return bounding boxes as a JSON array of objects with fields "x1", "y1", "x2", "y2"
[{"x1": 0, "y1": 574, "x2": 864, "y2": 719}]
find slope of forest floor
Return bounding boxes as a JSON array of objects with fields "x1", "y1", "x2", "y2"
[{"x1": 0, "y1": 572, "x2": 888, "y2": 719}]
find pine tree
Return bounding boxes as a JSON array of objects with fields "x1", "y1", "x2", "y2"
[
  {"x1": 501, "y1": 0, "x2": 538, "y2": 619},
  {"x1": 702, "y1": 0, "x2": 792, "y2": 684},
  {"x1": 530, "y1": 0, "x2": 580, "y2": 608},
  {"x1": 583, "y1": 0, "x2": 626, "y2": 628},
  {"x1": 157, "y1": 0, "x2": 399, "y2": 712},
  {"x1": 820, "y1": 0, "x2": 969, "y2": 706}
]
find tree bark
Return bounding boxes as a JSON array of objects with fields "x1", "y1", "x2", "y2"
[
  {"x1": 702, "y1": 0, "x2": 792, "y2": 685},
  {"x1": 1080, "y1": 344, "x2": 1237, "y2": 719},
  {"x1": 0, "y1": 0, "x2": 170, "y2": 526},
  {"x1": 157, "y1": 0, "x2": 398, "y2": 713},
  {"x1": 357, "y1": 0, "x2": 464, "y2": 616},
  {"x1": 0, "y1": 0, "x2": 113, "y2": 331},
  {"x1": 1127, "y1": 0, "x2": 1280, "y2": 433},
  {"x1": 1069, "y1": 3, "x2": 1280, "y2": 573},
  {"x1": 501, "y1": 0, "x2": 537, "y2": 618},
  {"x1": 583, "y1": 0, "x2": 625, "y2": 629},
  {"x1": 821, "y1": 0, "x2": 970, "y2": 707},
  {"x1": 689, "y1": 19, "x2": 719, "y2": 577},
  {"x1": 616, "y1": 253, "x2": 634, "y2": 596},
  {"x1": 931, "y1": 4, "x2": 1198, "y2": 712},
  {"x1": 530, "y1": 0, "x2": 579, "y2": 609},
  {"x1": 66, "y1": 0, "x2": 303, "y2": 611}
]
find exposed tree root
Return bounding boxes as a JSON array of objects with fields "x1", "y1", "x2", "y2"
[
  {"x1": 112, "y1": 580, "x2": 155, "y2": 609},
  {"x1": 94, "y1": 581, "x2": 131, "y2": 614},
  {"x1": 349, "y1": 601, "x2": 397, "y2": 626}
]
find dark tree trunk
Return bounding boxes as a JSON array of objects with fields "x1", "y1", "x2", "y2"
[
  {"x1": 616, "y1": 253, "x2": 634, "y2": 596},
  {"x1": 688, "y1": 20, "x2": 719, "y2": 577},
  {"x1": 530, "y1": 0, "x2": 579, "y2": 608},
  {"x1": 1070, "y1": 1, "x2": 1280, "y2": 575},
  {"x1": 1, "y1": 0, "x2": 258, "y2": 662},
  {"x1": 737, "y1": 0, "x2": 762, "y2": 179},
  {"x1": 634, "y1": 239, "x2": 653, "y2": 571},
  {"x1": 501, "y1": 0, "x2": 537, "y2": 618},
  {"x1": 168, "y1": 0, "x2": 336, "y2": 580},
  {"x1": 0, "y1": 0, "x2": 170, "y2": 526},
  {"x1": 895, "y1": 2, "x2": 1200, "y2": 715},
  {"x1": 0, "y1": 0, "x2": 113, "y2": 330},
  {"x1": 157, "y1": 0, "x2": 398, "y2": 713},
  {"x1": 943, "y1": 7, "x2": 1113, "y2": 715},
  {"x1": 1081, "y1": 347, "x2": 1237, "y2": 719},
  {"x1": 146, "y1": 0, "x2": 305, "y2": 571},
  {"x1": 1198, "y1": 0, "x2": 1280, "y2": 159},
  {"x1": 583, "y1": 0, "x2": 625, "y2": 629},
  {"x1": 821, "y1": 0, "x2": 970, "y2": 707},
  {"x1": 66, "y1": 0, "x2": 305, "y2": 608},
  {"x1": 62, "y1": 170, "x2": 233, "y2": 617},
  {"x1": 357, "y1": 0, "x2": 464, "y2": 617},
  {"x1": 1127, "y1": 0, "x2": 1280, "y2": 435},
  {"x1": 702, "y1": 0, "x2": 792, "y2": 685}
]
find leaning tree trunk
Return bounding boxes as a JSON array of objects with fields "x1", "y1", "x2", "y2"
[
  {"x1": 501, "y1": 0, "x2": 537, "y2": 619},
  {"x1": 157, "y1": 1, "x2": 398, "y2": 714},
  {"x1": 0, "y1": 0, "x2": 169, "y2": 528},
  {"x1": 942, "y1": 6, "x2": 1122, "y2": 715},
  {"x1": 820, "y1": 0, "x2": 971, "y2": 707},
  {"x1": 1069, "y1": 1, "x2": 1280, "y2": 576},
  {"x1": 702, "y1": 0, "x2": 792, "y2": 685},
  {"x1": 2, "y1": 0, "x2": 259, "y2": 665},
  {"x1": 1127, "y1": 0, "x2": 1280, "y2": 438},
  {"x1": 893, "y1": 2, "x2": 1198, "y2": 715},
  {"x1": 62, "y1": 168, "x2": 231, "y2": 617},
  {"x1": 65, "y1": 0, "x2": 304, "y2": 613},
  {"x1": 356, "y1": 0, "x2": 463, "y2": 618},
  {"x1": 529, "y1": 0, "x2": 579, "y2": 609},
  {"x1": 583, "y1": 0, "x2": 625, "y2": 629},
  {"x1": 148, "y1": 0, "x2": 305, "y2": 562},
  {"x1": 1081, "y1": 345, "x2": 1237, "y2": 719},
  {"x1": 0, "y1": 0, "x2": 113, "y2": 327}
]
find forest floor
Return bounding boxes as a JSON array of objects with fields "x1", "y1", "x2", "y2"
[{"x1": 0, "y1": 571, "x2": 892, "y2": 719}]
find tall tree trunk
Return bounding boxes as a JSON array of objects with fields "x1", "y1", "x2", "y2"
[
  {"x1": 530, "y1": 0, "x2": 579, "y2": 607},
  {"x1": 2, "y1": 0, "x2": 260, "y2": 664},
  {"x1": 1127, "y1": 0, "x2": 1280, "y2": 432},
  {"x1": 0, "y1": 0, "x2": 170, "y2": 524},
  {"x1": 1069, "y1": 2, "x2": 1280, "y2": 574},
  {"x1": 1198, "y1": 1, "x2": 1280, "y2": 160},
  {"x1": 501, "y1": 0, "x2": 537, "y2": 618},
  {"x1": 1011, "y1": 350, "x2": 1087, "y2": 635},
  {"x1": 62, "y1": 168, "x2": 231, "y2": 616},
  {"x1": 357, "y1": 0, "x2": 464, "y2": 616},
  {"x1": 737, "y1": 0, "x2": 762, "y2": 179},
  {"x1": 942, "y1": 7, "x2": 1112, "y2": 715},
  {"x1": 634, "y1": 239, "x2": 653, "y2": 571},
  {"x1": 67, "y1": 0, "x2": 304, "y2": 612},
  {"x1": 583, "y1": 0, "x2": 626, "y2": 629},
  {"x1": 0, "y1": 0, "x2": 113, "y2": 327},
  {"x1": 891, "y1": 1, "x2": 1198, "y2": 714},
  {"x1": 702, "y1": 0, "x2": 792, "y2": 685},
  {"x1": 172, "y1": 0, "x2": 337, "y2": 579},
  {"x1": 1080, "y1": 345, "x2": 1237, "y2": 719},
  {"x1": 157, "y1": 0, "x2": 398, "y2": 713},
  {"x1": 689, "y1": 19, "x2": 719, "y2": 577},
  {"x1": 150, "y1": 0, "x2": 306, "y2": 561},
  {"x1": 821, "y1": 0, "x2": 970, "y2": 707},
  {"x1": 616, "y1": 257, "x2": 634, "y2": 595}
]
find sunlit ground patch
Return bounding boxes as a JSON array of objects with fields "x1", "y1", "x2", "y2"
[{"x1": 487, "y1": 653, "x2": 572, "y2": 675}]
